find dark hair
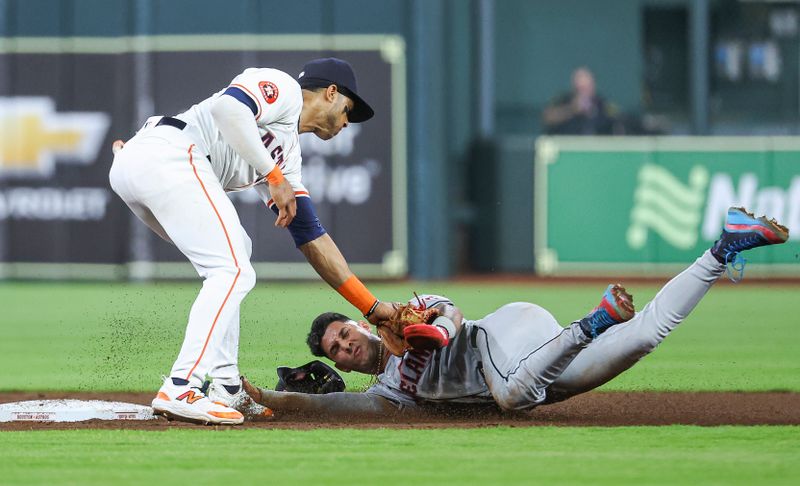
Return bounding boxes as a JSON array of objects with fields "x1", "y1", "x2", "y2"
[{"x1": 307, "y1": 312, "x2": 351, "y2": 357}]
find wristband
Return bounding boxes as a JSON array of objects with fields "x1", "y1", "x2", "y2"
[
  {"x1": 364, "y1": 299, "x2": 380, "y2": 318},
  {"x1": 336, "y1": 275, "x2": 378, "y2": 316},
  {"x1": 432, "y1": 316, "x2": 457, "y2": 339},
  {"x1": 266, "y1": 165, "x2": 285, "y2": 185}
]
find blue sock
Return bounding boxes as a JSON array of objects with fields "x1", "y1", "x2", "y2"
[
  {"x1": 223, "y1": 384, "x2": 241, "y2": 395},
  {"x1": 171, "y1": 377, "x2": 190, "y2": 386}
]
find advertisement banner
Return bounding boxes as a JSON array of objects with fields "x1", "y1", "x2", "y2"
[
  {"x1": 535, "y1": 137, "x2": 800, "y2": 276},
  {"x1": 0, "y1": 35, "x2": 407, "y2": 279}
]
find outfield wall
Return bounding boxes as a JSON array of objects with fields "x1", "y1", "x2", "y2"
[
  {"x1": 0, "y1": 36, "x2": 408, "y2": 280},
  {"x1": 534, "y1": 136, "x2": 800, "y2": 277}
]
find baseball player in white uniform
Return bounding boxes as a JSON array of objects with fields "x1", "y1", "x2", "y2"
[
  {"x1": 243, "y1": 207, "x2": 789, "y2": 416},
  {"x1": 109, "y1": 58, "x2": 396, "y2": 425}
]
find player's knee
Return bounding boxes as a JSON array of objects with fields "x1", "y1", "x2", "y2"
[
  {"x1": 630, "y1": 323, "x2": 668, "y2": 354},
  {"x1": 492, "y1": 380, "x2": 546, "y2": 411},
  {"x1": 236, "y1": 263, "x2": 257, "y2": 293},
  {"x1": 205, "y1": 262, "x2": 256, "y2": 293}
]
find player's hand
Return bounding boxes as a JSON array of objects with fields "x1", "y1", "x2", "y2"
[
  {"x1": 241, "y1": 376, "x2": 263, "y2": 403},
  {"x1": 366, "y1": 301, "x2": 398, "y2": 325},
  {"x1": 111, "y1": 139, "x2": 125, "y2": 154},
  {"x1": 269, "y1": 178, "x2": 296, "y2": 228}
]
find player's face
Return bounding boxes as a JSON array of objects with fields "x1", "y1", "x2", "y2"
[
  {"x1": 321, "y1": 320, "x2": 378, "y2": 373},
  {"x1": 314, "y1": 94, "x2": 353, "y2": 140}
]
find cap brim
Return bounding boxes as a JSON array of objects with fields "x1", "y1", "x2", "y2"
[
  {"x1": 340, "y1": 88, "x2": 374, "y2": 123},
  {"x1": 298, "y1": 78, "x2": 374, "y2": 123}
]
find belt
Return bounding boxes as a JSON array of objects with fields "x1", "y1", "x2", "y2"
[
  {"x1": 155, "y1": 116, "x2": 187, "y2": 130},
  {"x1": 155, "y1": 116, "x2": 211, "y2": 162}
]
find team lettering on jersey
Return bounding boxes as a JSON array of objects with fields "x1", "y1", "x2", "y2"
[
  {"x1": 260, "y1": 130, "x2": 284, "y2": 167},
  {"x1": 398, "y1": 349, "x2": 433, "y2": 397}
]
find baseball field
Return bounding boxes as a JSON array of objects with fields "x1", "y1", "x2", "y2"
[{"x1": 1, "y1": 279, "x2": 798, "y2": 485}]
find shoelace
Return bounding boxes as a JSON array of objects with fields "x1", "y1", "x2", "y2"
[
  {"x1": 590, "y1": 308, "x2": 617, "y2": 329},
  {"x1": 582, "y1": 308, "x2": 618, "y2": 338},
  {"x1": 724, "y1": 252, "x2": 747, "y2": 283},
  {"x1": 721, "y1": 233, "x2": 760, "y2": 283},
  {"x1": 728, "y1": 234, "x2": 761, "y2": 253}
]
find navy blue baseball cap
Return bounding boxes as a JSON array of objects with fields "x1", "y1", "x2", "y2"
[{"x1": 298, "y1": 57, "x2": 374, "y2": 123}]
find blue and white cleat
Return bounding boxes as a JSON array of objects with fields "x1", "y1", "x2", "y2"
[
  {"x1": 711, "y1": 207, "x2": 789, "y2": 282},
  {"x1": 576, "y1": 284, "x2": 635, "y2": 339}
]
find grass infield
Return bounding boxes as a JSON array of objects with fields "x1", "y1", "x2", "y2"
[
  {"x1": 1, "y1": 280, "x2": 797, "y2": 392},
  {"x1": 0, "y1": 426, "x2": 798, "y2": 485}
]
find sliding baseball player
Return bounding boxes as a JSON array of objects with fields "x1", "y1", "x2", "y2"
[{"x1": 244, "y1": 208, "x2": 789, "y2": 417}]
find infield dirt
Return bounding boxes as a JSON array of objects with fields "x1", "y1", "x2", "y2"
[{"x1": 1, "y1": 391, "x2": 798, "y2": 430}]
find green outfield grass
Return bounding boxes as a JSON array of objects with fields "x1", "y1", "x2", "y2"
[
  {"x1": 1, "y1": 280, "x2": 798, "y2": 392},
  {"x1": 0, "y1": 426, "x2": 798, "y2": 485},
  {"x1": 2, "y1": 280, "x2": 798, "y2": 486}
]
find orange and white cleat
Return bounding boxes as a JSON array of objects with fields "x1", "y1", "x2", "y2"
[{"x1": 151, "y1": 377, "x2": 244, "y2": 425}]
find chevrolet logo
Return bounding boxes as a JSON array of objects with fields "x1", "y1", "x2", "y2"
[{"x1": 0, "y1": 97, "x2": 110, "y2": 178}]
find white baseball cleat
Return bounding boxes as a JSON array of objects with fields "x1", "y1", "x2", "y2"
[
  {"x1": 151, "y1": 377, "x2": 244, "y2": 425},
  {"x1": 206, "y1": 379, "x2": 274, "y2": 420}
]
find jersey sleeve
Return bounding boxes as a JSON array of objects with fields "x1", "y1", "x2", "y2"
[
  {"x1": 224, "y1": 68, "x2": 302, "y2": 127},
  {"x1": 254, "y1": 184, "x2": 327, "y2": 248},
  {"x1": 250, "y1": 388, "x2": 403, "y2": 417},
  {"x1": 271, "y1": 195, "x2": 327, "y2": 247},
  {"x1": 365, "y1": 382, "x2": 418, "y2": 409}
]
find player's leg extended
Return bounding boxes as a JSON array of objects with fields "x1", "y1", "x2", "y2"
[
  {"x1": 154, "y1": 153, "x2": 255, "y2": 387},
  {"x1": 111, "y1": 139, "x2": 253, "y2": 424},
  {"x1": 116, "y1": 140, "x2": 255, "y2": 385},
  {"x1": 546, "y1": 253, "x2": 722, "y2": 400},
  {"x1": 472, "y1": 303, "x2": 591, "y2": 411},
  {"x1": 547, "y1": 207, "x2": 789, "y2": 401},
  {"x1": 206, "y1": 227, "x2": 253, "y2": 389}
]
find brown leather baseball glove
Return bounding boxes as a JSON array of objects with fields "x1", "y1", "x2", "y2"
[{"x1": 376, "y1": 303, "x2": 442, "y2": 356}]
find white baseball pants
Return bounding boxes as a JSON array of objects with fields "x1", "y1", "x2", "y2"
[{"x1": 109, "y1": 125, "x2": 254, "y2": 388}]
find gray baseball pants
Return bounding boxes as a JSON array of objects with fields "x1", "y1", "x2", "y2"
[{"x1": 472, "y1": 251, "x2": 724, "y2": 410}]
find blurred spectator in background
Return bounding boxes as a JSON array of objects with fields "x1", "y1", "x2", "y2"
[{"x1": 542, "y1": 67, "x2": 623, "y2": 135}]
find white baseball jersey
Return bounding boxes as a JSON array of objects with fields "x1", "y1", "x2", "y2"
[{"x1": 176, "y1": 68, "x2": 307, "y2": 195}]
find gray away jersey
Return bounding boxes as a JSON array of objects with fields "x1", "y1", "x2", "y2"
[{"x1": 365, "y1": 294, "x2": 494, "y2": 408}]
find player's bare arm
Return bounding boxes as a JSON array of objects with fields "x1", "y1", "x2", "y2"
[
  {"x1": 298, "y1": 235, "x2": 395, "y2": 323},
  {"x1": 262, "y1": 193, "x2": 393, "y2": 322}
]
